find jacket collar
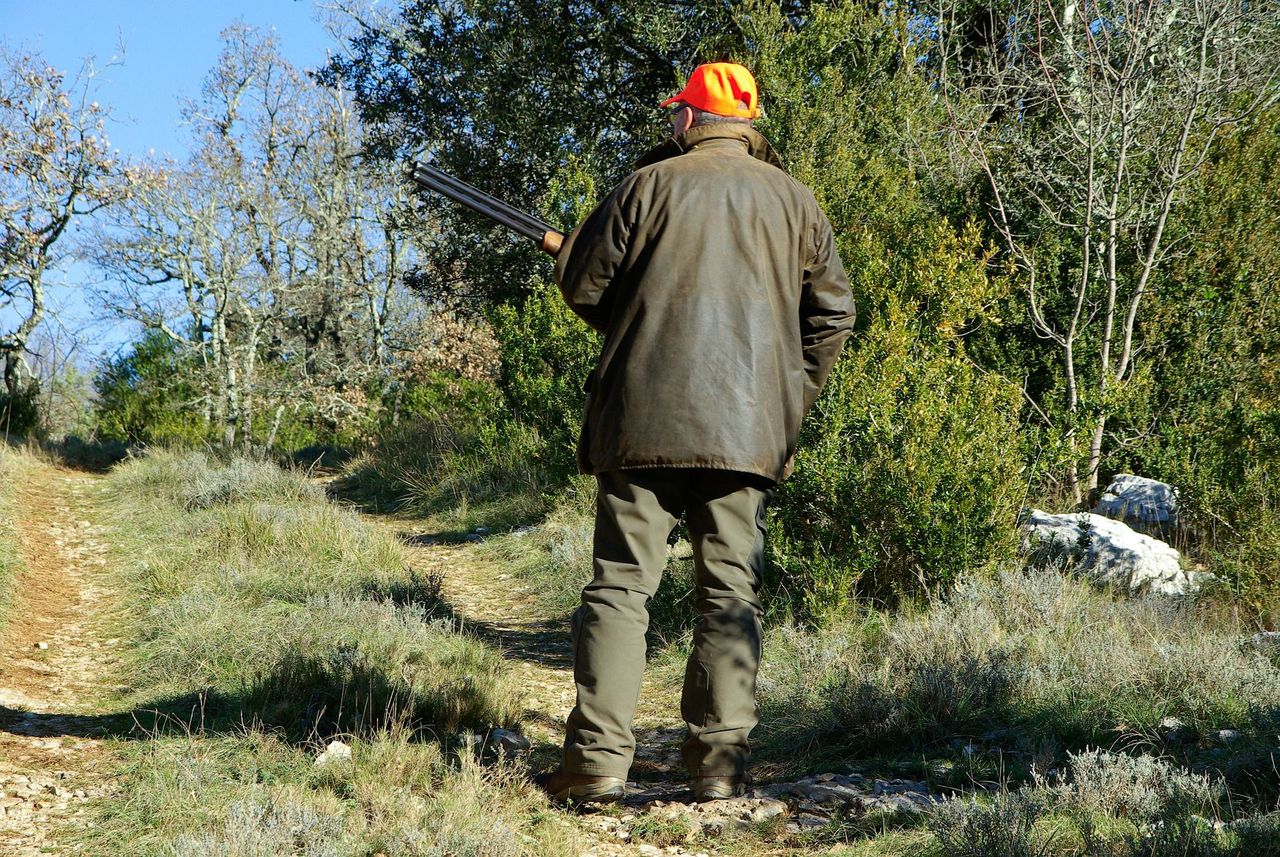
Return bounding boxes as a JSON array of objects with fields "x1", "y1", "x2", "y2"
[{"x1": 635, "y1": 124, "x2": 786, "y2": 171}]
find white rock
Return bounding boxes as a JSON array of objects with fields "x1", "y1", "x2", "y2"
[
  {"x1": 313, "y1": 739, "x2": 353, "y2": 766},
  {"x1": 1022, "y1": 509, "x2": 1202, "y2": 595},
  {"x1": 1094, "y1": 474, "x2": 1179, "y2": 533},
  {"x1": 33, "y1": 642, "x2": 48, "y2": 650}
]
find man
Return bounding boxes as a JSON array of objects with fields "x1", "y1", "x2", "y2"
[{"x1": 538, "y1": 62, "x2": 855, "y2": 804}]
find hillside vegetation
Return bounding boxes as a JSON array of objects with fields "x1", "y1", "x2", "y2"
[{"x1": 86, "y1": 451, "x2": 580, "y2": 855}]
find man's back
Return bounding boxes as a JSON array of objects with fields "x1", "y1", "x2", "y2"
[{"x1": 554, "y1": 122, "x2": 854, "y2": 481}]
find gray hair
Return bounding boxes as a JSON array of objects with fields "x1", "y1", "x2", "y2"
[{"x1": 690, "y1": 105, "x2": 754, "y2": 127}]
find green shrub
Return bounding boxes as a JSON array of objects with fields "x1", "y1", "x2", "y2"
[
  {"x1": 930, "y1": 752, "x2": 1228, "y2": 856},
  {"x1": 93, "y1": 330, "x2": 211, "y2": 446},
  {"x1": 491, "y1": 279, "x2": 599, "y2": 483},
  {"x1": 930, "y1": 791, "x2": 1047, "y2": 857},
  {"x1": 772, "y1": 223, "x2": 1025, "y2": 613}
]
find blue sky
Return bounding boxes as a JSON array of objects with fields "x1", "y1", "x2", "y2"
[{"x1": 1, "y1": 0, "x2": 344, "y2": 359}]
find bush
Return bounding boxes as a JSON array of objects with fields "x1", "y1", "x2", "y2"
[
  {"x1": 930, "y1": 752, "x2": 1228, "y2": 857},
  {"x1": 93, "y1": 330, "x2": 211, "y2": 446},
  {"x1": 930, "y1": 791, "x2": 1047, "y2": 857},
  {"x1": 491, "y1": 279, "x2": 599, "y2": 483},
  {"x1": 772, "y1": 223, "x2": 1026, "y2": 614}
]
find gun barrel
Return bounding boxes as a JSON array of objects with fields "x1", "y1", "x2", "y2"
[{"x1": 411, "y1": 161, "x2": 558, "y2": 246}]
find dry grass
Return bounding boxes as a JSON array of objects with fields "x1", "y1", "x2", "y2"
[{"x1": 755, "y1": 565, "x2": 1280, "y2": 769}]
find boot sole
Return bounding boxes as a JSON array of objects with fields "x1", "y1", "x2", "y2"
[
  {"x1": 550, "y1": 781, "x2": 626, "y2": 804},
  {"x1": 693, "y1": 782, "x2": 748, "y2": 802}
]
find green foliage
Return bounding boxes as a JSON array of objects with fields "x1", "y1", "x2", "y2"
[
  {"x1": 93, "y1": 330, "x2": 209, "y2": 446},
  {"x1": 725, "y1": 1, "x2": 1026, "y2": 610},
  {"x1": 1118, "y1": 110, "x2": 1280, "y2": 614},
  {"x1": 491, "y1": 280, "x2": 600, "y2": 482},
  {"x1": 322, "y1": 0, "x2": 727, "y2": 309},
  {"x1": 773, "y1": 224, "x2": 1024, "y2": 610}
]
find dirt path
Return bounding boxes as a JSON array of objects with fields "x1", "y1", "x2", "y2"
[
  {"x1": 386, "y1": 522, "x2": 688, "y2": 763},
  {"x1": 0, "y1": 462, "x2": 120, "y2": 855},
  {"x1": 372, "y1": 515, "x2": 941, "y2": 856}
]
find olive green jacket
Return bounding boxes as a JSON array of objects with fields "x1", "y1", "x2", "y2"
[{"x1": 553, "y1": 123, "x2": 855, "y2": 482}]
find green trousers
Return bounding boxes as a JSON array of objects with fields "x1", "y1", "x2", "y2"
[{"x1": 563, "y1": 468, "x2": 774, "y2": 779}]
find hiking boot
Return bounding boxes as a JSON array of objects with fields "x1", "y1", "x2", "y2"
[
  {"x1": 534, "y1": 768, "x2": 626, "y2": 805},
  {"x1": 691, "y1": 775, "x2": 749, "y2": 802}
]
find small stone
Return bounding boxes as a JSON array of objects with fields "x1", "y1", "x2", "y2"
[
  {"x1": 1248, "y1": 631, "x2": 1280, "y2": 649},
  {"x1": 487, "y1": 728, "x2": 531, "y2": 758},
  {"x1": 33, "y1": 642, "x2": 48, "y2": 650},
  {"x1": 749, "y1": 801, "x2": 787, "y2": 822},
  {"x1": 794, "y1": 813, "x2": 828, "y2": 829}
]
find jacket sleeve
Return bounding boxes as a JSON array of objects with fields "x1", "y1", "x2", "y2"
[
  {"x1": 552, "y1": 177, "x2": 639, "y2": 333},
  {"x1": 800, "y1": 211, "x2": 855, "y2": 412}
]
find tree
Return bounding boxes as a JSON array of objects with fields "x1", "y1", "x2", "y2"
[
  {"x1": 319, "y1": 0, "x2": 736, "y2": 311},
  {"x1": 96, "y1": 25, "x2": 415, "y2": 449},
  {"x1": 935, "y1": 0, "x2": 1280, "y2": 504},
  {"x1": 0, "y1": 47, "x2": 127, "y2": 400}
]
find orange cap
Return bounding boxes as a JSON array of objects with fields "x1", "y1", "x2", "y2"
[{"x1": 660, "y1": 63, "x2": 761, "y2": 119}]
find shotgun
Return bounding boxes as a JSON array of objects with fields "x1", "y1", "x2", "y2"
[{"x1": 410, "y1": 161, "x2": 565, "y2": 256}]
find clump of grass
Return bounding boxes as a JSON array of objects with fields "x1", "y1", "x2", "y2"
[
  {"x1": 107, "y1": 449, "x2": 521, "y2": 735},
  {"x1": 85, "y1": 727, "x2": 582, "y2": 856},
  {"x1": 928, "y1": 751, "x2": 1243, "y2": 856},
  {"x1": 337, "y1": 418, "x2": 555, "y2": 530},
  {"x1": 111, "y1": 448, "x2": 321, "y2": 511},
  {"x1": 756, "y1": 565, "x2": 1280, "y2": 769}
]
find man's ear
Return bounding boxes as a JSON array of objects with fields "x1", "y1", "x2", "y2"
[{"x1": 673, "y1": 105, "x2": 694, "y2": 136}]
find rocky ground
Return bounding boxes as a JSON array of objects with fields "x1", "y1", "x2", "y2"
[
  {"x1": 0, "y1": 465, "x2": 120, "y2": 855},
  {"x1": 386, "y1": 519, "x2": 939, "y2": 856}
]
